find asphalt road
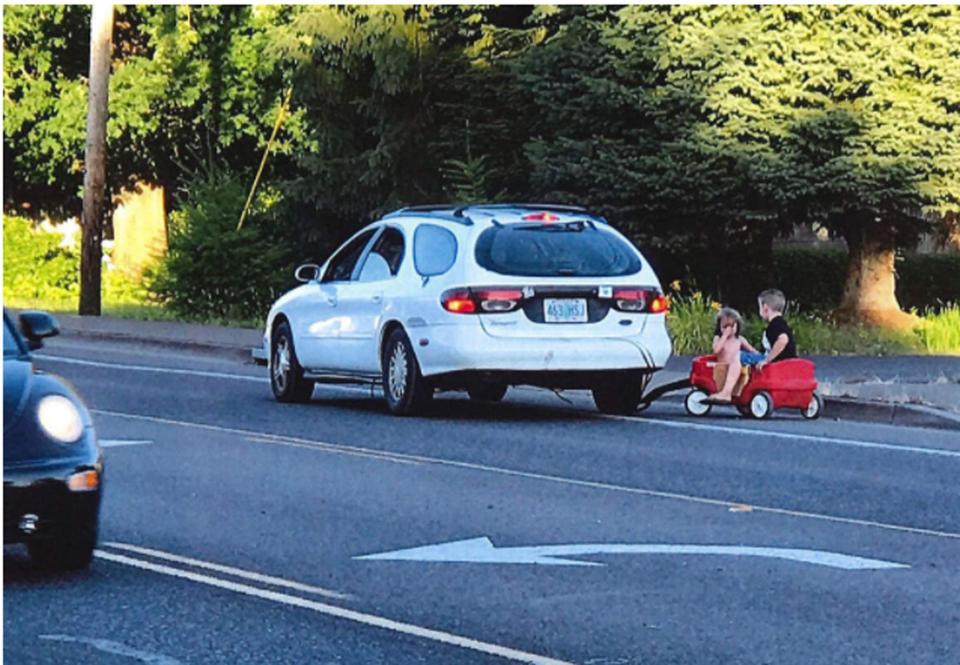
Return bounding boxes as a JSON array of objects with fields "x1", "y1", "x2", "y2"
[{"x1": 5, "y1": 335, "x2": 960, "y2": 665}]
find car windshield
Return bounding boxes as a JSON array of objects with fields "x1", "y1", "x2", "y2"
[
  {"x1": 3, "y1": 316, "x2": 24, "y2": 357},
  {"x1": 474, "y1": 222, "x2": 642, "y2": 277}
]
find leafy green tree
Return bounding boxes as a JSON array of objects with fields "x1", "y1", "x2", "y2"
[
  {"x1": 517, "y1": 5, "x2": 960, "y2": 320},
  {"x1": 767, "y1": 6, "x2": 960, "y2": 325}
]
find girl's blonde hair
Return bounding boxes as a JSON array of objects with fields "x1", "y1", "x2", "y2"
[{"x1": 715, "y1": 307, "x2": 743, "y2": 336}]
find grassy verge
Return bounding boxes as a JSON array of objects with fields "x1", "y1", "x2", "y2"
[
  {"x1": 666, "y1": 291, "x2": 960, "y2": 356},
  {"x1": 4, "y1": 293, "x2": 263, "y2": 329}
]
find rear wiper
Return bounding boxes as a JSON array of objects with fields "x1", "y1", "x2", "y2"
[{"x1": 556, "y1": 267, "x2": 578, "y2": 276}]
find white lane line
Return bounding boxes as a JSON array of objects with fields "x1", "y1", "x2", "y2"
[
  {"x1": 40, "y1": 354, "x2": 958, "y2": 458},
  {"x1": 93, "y1": 550, "x2": 573, "y2": 665},
  {"x1": 596, "y1": 412, "x2": 960, "y2": 459},
  {"x1": 34, "y1": 354, "x2": 267, "y2": 383},
  {"x1": 101, "y1": 541, "x2": 352, "y2": 600},
  {"x1": 100, "y1": 439, "x2": 153, "y2": 448},
  {"x1": 39, "y1": 634, "x2": 184, "y2": 664},
  {"x1": 91, "y1": 408, "x2": 960, "y2": 541},
  {"x1": 244, "y1": 436, "x2": 419, "y2": 465}
]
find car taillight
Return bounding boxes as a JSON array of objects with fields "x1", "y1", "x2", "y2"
[
  {"x1": 441, "y1": 289, "x2": 477, "y2": 314},
  {"x1": 477, "y1": 289, "x2": 523, "y2": 312},
  {"x1": 648, "y1": 294, "x2": 669, "y2": 314},
  {"x1": 441, "y1": 288, "x2": 525, "y2": 314},
  {"x1": 611, "y1": 288, "x2": 669, "y2": 313}
]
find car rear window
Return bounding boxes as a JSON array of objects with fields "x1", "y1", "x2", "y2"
[{"x1": 474, "y1": 222, "x2": 642, "y2": 277}]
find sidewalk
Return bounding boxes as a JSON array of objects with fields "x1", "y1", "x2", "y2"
[{"x1": 19, "y1": 311, "x2": 960, "y2": 430}]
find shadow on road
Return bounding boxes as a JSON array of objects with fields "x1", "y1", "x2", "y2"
[{"x1": 2, "y1": 545, "x2": 96, "y2": 586}]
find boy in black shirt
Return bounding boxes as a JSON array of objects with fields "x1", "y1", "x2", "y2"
[{"x1": 755, "y1": 288, "x2": 797, "y2": 371}]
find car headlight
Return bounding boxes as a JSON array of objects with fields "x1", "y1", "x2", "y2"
[{"x1": 37, "y1": 395, "x2": 84, "y2": 443}]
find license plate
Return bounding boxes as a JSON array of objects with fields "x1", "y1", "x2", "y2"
[{"x1": 543, "y1": 298, "x2": 588, "y2": 323}]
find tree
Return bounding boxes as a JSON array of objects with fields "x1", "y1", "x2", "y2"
[
  {"x1": 769, "y1": 6, "x2": 960, "y2": 325},
  {"x1": 515, "y1": 6, "x2": 960, "y2": 320}
]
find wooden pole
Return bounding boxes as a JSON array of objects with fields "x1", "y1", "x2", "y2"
[{"x1": 79, "y1": 4, "x2": 114, "y2": 316}]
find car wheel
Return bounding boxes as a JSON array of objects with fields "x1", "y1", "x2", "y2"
[
  {"x1": 684, "y1": 389, "x2": 712, "y2": 417},
  {"x1": 467, "y1": 383, "x2": 508, "y2": 402},
  {"x1": 592, "y1": 384, "x2": 642, "y2": 415},
  {"x1": 271, "y1": 321, "x2": 315, "y2": 403},
  {"x1": 801, "y1": 392, "x2": 823, "y2": 420},
  {"x1": 28, "y1": 524, "x2": 97, "y2": 570},
  {"x1": 749, "y1": 390, "x2": 773, "y2": 419},
  {"x1": 383, "y1": 329, "x2": 433, "y2": 416}
]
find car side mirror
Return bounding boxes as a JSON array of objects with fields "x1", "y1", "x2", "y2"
[
  {"x1": 19, "y1": 311, "x2": 60, "y2": 350},
  {"x1": 294, "y1": 264, "x2": 321, "y2": 283}
]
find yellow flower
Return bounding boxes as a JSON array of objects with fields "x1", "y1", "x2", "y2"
[
  {"x1": 711, "y1": 301, "x2": 721, "y2": 310},
  {"x1": 669, "y1": 279, "x2": 682, "y2": 292}
]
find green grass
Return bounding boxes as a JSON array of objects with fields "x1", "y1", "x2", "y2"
[
  {"x1": 914, "y1": 305, "x2": 960, "y2": 354},
  {"x1": 4, "y1": 293, "x2": 263, "y2": 330},
  {"x1": 666, "y1": 292, "x2": 959, "y2": 356}
]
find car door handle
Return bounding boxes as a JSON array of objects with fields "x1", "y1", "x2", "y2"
[
  {"x1": 325, "y1": 295, "x2": 337, "y2": 306},
  {"x1": 371, "y1": 293, "x2": 383, "y2": 304}
]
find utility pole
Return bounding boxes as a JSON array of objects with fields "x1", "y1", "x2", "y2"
[{"x1": 79, "y1": 4, "x2": 113, "y2": 316}]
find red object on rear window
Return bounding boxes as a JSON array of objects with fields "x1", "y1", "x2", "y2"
[{"x1": 521, "y1": 212, "x2": 560, "y2": 222}]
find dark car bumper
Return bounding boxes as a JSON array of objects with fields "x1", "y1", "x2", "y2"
[{"x1": 4, "y1": 461, "x2": 102, "y2": 544}]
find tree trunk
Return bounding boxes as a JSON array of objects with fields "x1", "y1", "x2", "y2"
[
  {"x1": 837, "y1": 217, "x2": 917, "y2": 329},
  {"x1": 79, "y1": 4, "x2": 113, "y2": 316}
]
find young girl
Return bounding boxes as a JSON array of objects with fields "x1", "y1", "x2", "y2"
[{"x1": 709, "y1": 307, "x2": 761, "y2": 402}]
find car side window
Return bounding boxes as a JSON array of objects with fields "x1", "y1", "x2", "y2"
[
  {"x1": 357, "y1": 227, "x2": 405, "y2": 283},
  {"x1": 413, "y1": 224, "x2": 458, "y2": 278},
  {"x1": 322, "y1": 229, "x2": 377, "y2": 283}
]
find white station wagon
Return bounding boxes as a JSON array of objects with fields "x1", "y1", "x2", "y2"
[{"x1": 259, "y1": 204, "x2": 672, "y2": 416}]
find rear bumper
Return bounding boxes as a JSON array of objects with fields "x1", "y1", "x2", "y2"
[
  {"x1": 4, "y1": 462, "x2": 102, "y2": 544},
  {"x1": 415, "y1": 317, "x2": 672, "y2": 378}
]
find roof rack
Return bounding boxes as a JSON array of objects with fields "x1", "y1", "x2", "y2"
[
  {"x1": 382, "y1": 205, "x2": 474, "y2": 226},
  {"x1": 463, "y1": 203, "x2": 589, "y2": 213}
]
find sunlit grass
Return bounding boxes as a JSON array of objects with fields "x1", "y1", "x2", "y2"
[{"x1": 914, "y1": 304, "x2": 960, "y2": 355}]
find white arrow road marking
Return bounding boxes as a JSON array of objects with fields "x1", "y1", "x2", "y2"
[
  {"x1": 100, "y1": 439, "x2": 153, "y2": 448},
  {"x1": 355, "y1": 537, "x2": 910, "y2": 570},
  {"x1": 39, "y1": 634, "x2": 184, "y2": 664}
]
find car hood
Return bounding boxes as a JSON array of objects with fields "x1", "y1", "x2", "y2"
[{"x1": 3, "y1": 358, "x2": 32, "y2": 434}]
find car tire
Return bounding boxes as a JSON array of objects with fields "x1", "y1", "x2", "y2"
[
  {"x1": 592, "y1": 384, "x2": 642, "y2": 415},
  {"x1": 801, "y1": 392, "x2": 823, "y2": 420},
  {"x1": 467, "y1": 383, "x2": 508, "y2": 403},
  {"x1": 271, "y1": 321, "x2": 315, "y2": 403},
  {"x1": 382, "y1": 329, "x2": 433, "y2": 416},
  {"x1": 28, "y1": 524, "x2": 97, "y2": 570},
  {"x1": 684, "y1": 389, "x2": 712, "y2": 417},
  {"x1": 749, "y1": 390, "x2": 773, "y2": 419}
]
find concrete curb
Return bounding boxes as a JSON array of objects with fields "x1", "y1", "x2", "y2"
[{"x1": 823, "y1": 397, "x2": 960, "y2": 431}]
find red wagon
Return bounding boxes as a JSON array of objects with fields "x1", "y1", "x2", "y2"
[{"x1": 683, "y1": 355, "x2": 822, "y2": 419}]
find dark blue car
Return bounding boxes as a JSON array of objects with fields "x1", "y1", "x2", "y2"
[{"x1": 3, "y1": 309, "x2": 102, "y2": 569}]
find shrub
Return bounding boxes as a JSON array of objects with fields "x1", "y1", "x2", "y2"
[
  {"x1": 896, "y1": 254, "x2": 960, "y2": 313},
  {"x1": 3, "y1": 215, "x2": 79, "y2": 300},
  {"x1": 148, "y1": 167, "x2": 296, "y2": 321},
  {"x1": 771, "y1": 247, "x2": 960, "y2": 313}
]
